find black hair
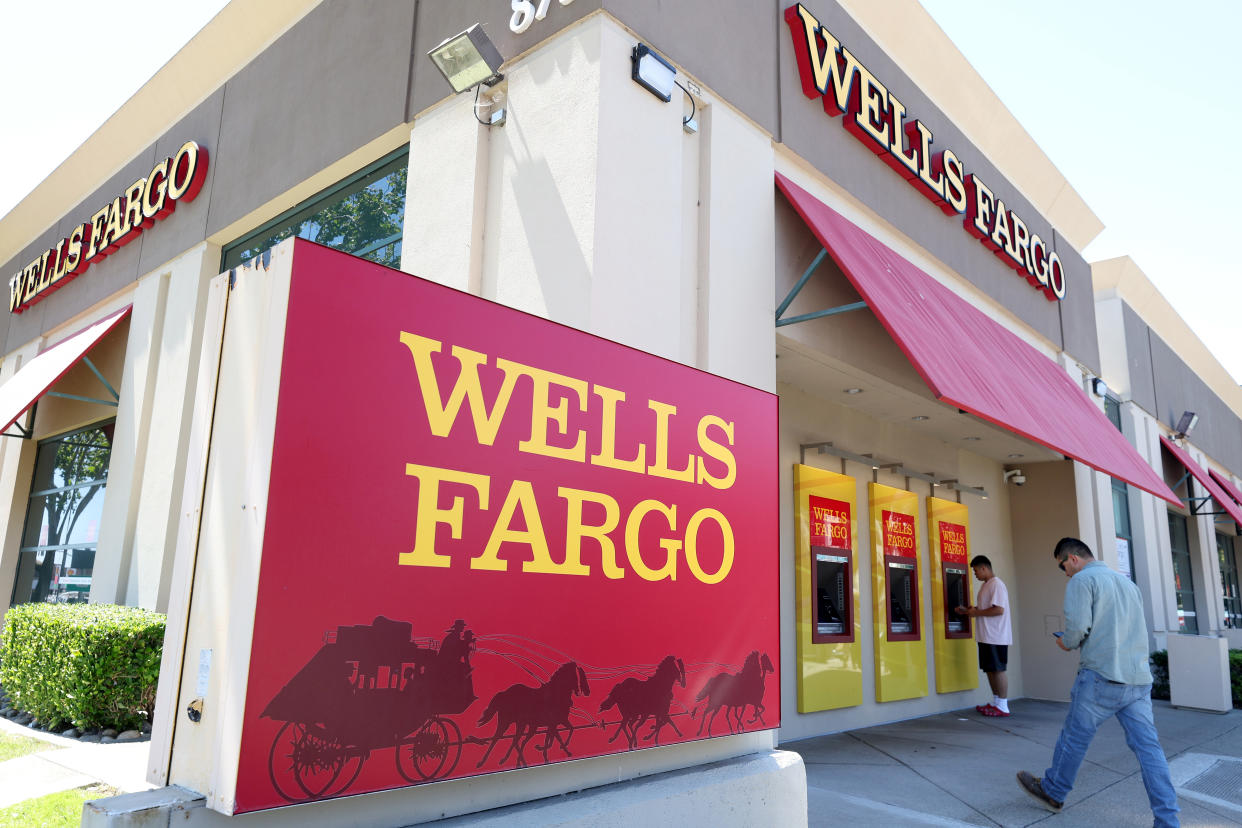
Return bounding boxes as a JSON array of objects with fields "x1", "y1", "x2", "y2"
[
  {"x1": 969, "y1": 555, "x2": 991, "y2": 569},
  {"x1": 1053, "y1": 537, "x2": 1094, "y2": 560}
]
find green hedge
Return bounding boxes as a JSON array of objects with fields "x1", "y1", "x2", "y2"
[
  {"x1": 1149, "y1": 648, "x2": 1242, "y2": 707},
  {"x1": 0, "y1": 603, "x2": 165, "y2": 731}
]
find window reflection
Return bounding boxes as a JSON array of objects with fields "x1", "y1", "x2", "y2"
[
  {"x1": 11, "y1": 423, "x2": 113, "y2": 605},
  {"x1": 222, "y1": 151, "x2": 407, "y2": 271}
]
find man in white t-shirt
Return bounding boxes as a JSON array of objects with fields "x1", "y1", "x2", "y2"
[{"x1": 955, "y1": 555, "x2": 1012, "y2": 717}]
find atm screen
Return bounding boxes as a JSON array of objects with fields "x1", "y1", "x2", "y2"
[
  {"x1": 888, "y1": 561, "x2": 917, "y2": 635},
  {"x1": 945, "y1": 566, "x2": 968, "y2": 633},
  {"x1": 815, "y1": 552, "x2": 849, "y2": 635}
]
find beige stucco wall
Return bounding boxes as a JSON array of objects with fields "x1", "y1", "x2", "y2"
[{"x1": 404, "y1": 15, "x2": 775, "y2": 391}]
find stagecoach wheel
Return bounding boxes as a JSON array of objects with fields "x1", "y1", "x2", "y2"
[
  {"x1": 395, "y1": 717, "x2": 463, "y2": 782},
  {"x1": 270, "y1": 721, "x2": 352, "y2": 800},
  {"x1": 268, "y1": 722, "x2": 309, "y2": 803}
]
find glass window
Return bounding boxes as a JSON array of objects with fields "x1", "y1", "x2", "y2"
[
  {"x1": 11, "y1": 423, "x2": 114, "y2": 605},
  {"x1": 1113, "y1": 478, "x2": 1135, "y2": 581},
  {"x1": 1168, "y1": 512, "x2": 1198, "y2": 634},
  {"x1": 1104, "y1": 395, "x2": 1122, "y2": 431},
  {"x1": 221, "y1": 148, "x2": 408, "y2": 271},
  {"x1": 1218, "y1": 533, "x2": 1241, "y2": 629}
]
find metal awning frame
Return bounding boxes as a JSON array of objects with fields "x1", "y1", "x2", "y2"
[{"x1": 776, "y1": 247, "x2": 867, "y2": 327}]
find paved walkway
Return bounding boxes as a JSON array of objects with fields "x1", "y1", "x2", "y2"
[
  {"x1": 786, "y1": 698, "x2": 1242, "y2": 827},
  {"x1": 0, "y1": 715, "x2": 153, "y2": 811},
  {"x1": 2, "y1": 699, "x2": 1239, "y2": 826}
]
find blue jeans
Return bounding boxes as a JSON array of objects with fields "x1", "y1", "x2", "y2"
[{"x1": 1043, "y1": 669, "x2": 1179, "y2": 828}]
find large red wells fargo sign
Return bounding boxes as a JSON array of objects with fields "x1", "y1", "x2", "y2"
[{"x1": 233, "y1": 241, "x2": 779, "y2": 812}]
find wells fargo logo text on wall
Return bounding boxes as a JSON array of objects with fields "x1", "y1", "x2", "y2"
[
  {"x1": 8, "y1": 140, "x2": 208, "y2": 314},
  {"x1": 784, "y1": 4, "x2": 1066, "y2": 301},
  {"x1": 232, "y1": 241, "x2": 780, "y2": 813}
]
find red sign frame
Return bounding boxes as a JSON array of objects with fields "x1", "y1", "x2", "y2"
[{"x1": 231, "y1": 241, "x2": 780, "y2": 812}]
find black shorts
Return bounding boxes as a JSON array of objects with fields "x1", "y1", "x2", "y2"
[{"x1": 978, "y1": 643, "x2": 1008, "y2": 673}]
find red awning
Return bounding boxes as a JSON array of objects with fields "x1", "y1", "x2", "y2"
[
  {"x1": 1209, "y1": 468, "x2": 1242, "y2": 508},
  {"x1": 0, "y1": 306, "x2": 131, "y2": 434},
  {"x1": 776, "y1": 172, "x2": 1180, "y2": 506},
  {"x1": 1160, "y1": 436, "x2": 1242, "y2": 526}
]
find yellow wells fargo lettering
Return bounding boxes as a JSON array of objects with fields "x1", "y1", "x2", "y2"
[
  {"x1": 8, "y1": 141, "x2": 207, "y2": 314},
  {"x1": 396, "y1": 331, "x2": 738, "y2": 585}
]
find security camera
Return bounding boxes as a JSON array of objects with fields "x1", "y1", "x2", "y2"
[{"x1": 1004, "y1": 469, "x2": 1026, "y2": 486}]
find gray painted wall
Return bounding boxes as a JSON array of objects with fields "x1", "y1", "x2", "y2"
[
  {"x1": 0, "y1": 0, "x2": 1113, "y2": 379},
  {"x1": 1122, "y1": 301, "x2": 1242, "y2": 472}
]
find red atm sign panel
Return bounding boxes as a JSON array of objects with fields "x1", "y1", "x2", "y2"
[{"x1": 232, "y1": 241, "x2": 780, "y2": 812}]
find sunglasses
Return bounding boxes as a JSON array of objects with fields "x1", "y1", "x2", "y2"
[{"x1": 1057, "y1": 557, "x2": 1068, "y2": 573}]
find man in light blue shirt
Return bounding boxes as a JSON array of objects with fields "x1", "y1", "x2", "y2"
[{"x1": 1017, "y1": 537, "x2": 1179, "y2": 828}]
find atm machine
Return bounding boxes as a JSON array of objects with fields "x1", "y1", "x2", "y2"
[
  {"x1": 794, "y1": 465, "x2": 862, "y2": 712},
  {"x1": 929, "y1": 497, "x2": 979, "y2": 693},
  {"x1": 870, "y1": 483, "x2": 927, "y2": 702}
]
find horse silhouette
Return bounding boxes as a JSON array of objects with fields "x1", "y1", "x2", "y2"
[
  {"x1": 475, "y1": 661, "x2": 590, "y2": 768},
  {"x1": 599, "y1": 655, "x2": 686, "y2": 748},
  {"x1": 692, "y1": 651, "x2": 775, "y2": 736}
]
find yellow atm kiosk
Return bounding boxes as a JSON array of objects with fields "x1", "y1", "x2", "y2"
[
  {"x1": 869, "y1": 483, "x2": 927, "y2": 702},
  {"x1": 794, "y1": 465, "x2": 862, "y2": 712},
  {"x1": 928, "y1": 497, "x2": 979, "y2": 693}
]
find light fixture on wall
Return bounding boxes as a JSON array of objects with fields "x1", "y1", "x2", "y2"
[
  {"x1": 428, "y1": 25, "x2": 505, "y2": 93},
  {"x1": 1174, "y1": 411, "x2": 1199, "y2": 439},
  {"x1": 631, "y1": 42, "x2": 699, "y2": 133},
  {"x1": 1091, "y1": 377, "x2": 1108, "y2": 397},
  {"x1": 631, "y1": 43, "x2": 676, "y2": 101}
]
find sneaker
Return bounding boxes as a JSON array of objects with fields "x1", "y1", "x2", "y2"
[
  {"x1": 1016, "y1": 770, "x2": 1063, "y2": 812},
  {"x1": 979, "y1": 704, "x2": 1010, "y2": 717},
  {"x1": 974, "y1": 704, "x2": 989, "y2": 714}
]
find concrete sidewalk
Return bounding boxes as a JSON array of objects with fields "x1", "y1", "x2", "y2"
[
  {"x1": 3, "y1": 698, "x2": 1238, "y2": 826},
  {"x1": 786, "y1": 698, "x2": 1242, "y2": 827},
  {"x1": 0, "y1": 714, "x2": 154, "y2": 811}
]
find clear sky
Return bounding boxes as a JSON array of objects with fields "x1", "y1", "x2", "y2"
[
  {"x1": 2, "y1": 1, "x2": 1239, "y2": 384},
  {"x1": 919, "y1": 0, "x2": 1242, "y2": 384},
  {"x1": 0, "y1": 1, "x2": 230, "y2": 217}
]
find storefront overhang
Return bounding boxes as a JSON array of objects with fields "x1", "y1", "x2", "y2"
[
  {"x1": 0, "y1": 305, "x2": 131, "y2": 437},
  {"x1": 775, "y1": 172, "x2": 1180, "y2": 506},
  {"x1": 1209, "y1": 468, "x2": 1242, "y2": 509},
  {"x1": 1159, "y1": 436, "x2": 1242, "y2": 525}
]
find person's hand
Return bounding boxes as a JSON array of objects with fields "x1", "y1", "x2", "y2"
[
  {"x1": 955, "y1": 605, "x2": 970, "y2": 615},
  {"x1": 1055, "y1": 636, "x2": 1070, "y2": 651}
]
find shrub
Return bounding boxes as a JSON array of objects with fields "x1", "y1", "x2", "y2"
[
  {"x1": 1150, "y1": 648, "x2": 1242, "y2": 708},
  {"x1": 0, "y1": 603, "x2": 164, "y2": 731},
  {"x1": 1149, "y1": 650, "x2": 1169, "y2": 700},
  {"x1": 1232, "y1": 650, "x2": 1242, "y2": 708}
]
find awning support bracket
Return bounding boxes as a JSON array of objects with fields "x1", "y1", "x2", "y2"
[
  {"x1": 1, "y1": 401, "x2": 37, "y2": 440},
  {"x1": 1186, "y1": 495, "x2": 1223, "y2": 517},
  {"x1": 45, "y1": 391, "x2": 119, "y2": 408},
  {"x1": 82, "y1": 356, "x2": 120, "y2": 402},
  {"x1": 43, "y1": 356, "x2": 120, "y2": 408},
  {"x1": 775, "y1": 247, "x2": 868, "y2": 328}
]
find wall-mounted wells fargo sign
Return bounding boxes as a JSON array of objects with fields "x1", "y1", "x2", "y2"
[
  {"x1": 8, "y1": 140, "x2": 208, "y2": 314},
  {"x1": 231, "y1": 240, "x2": 779, "y2": 813},
  {"x1": 809, "y1": 494, "x2": 850, "y2": 549},
  {"x1": 784, "y1": 4, "x2": 1065, "y2": 301}
]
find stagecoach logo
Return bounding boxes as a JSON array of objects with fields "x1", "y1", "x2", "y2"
[
  {"x1": 8, "y1": 141, "x2": 208, "y2": 314},
  {"x1": 261, "y1": 616, "x2": 775, "y2": 802},
  {"x1": 784, "y1": 4, "x2": 1066, "y2": 301}
]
